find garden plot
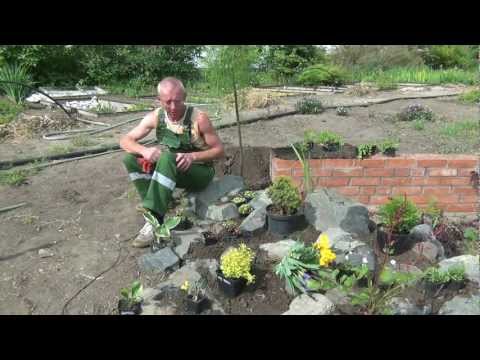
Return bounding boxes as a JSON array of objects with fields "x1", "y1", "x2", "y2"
[{"x1": 62, "y1": 98, "x2": 153, "y2": 119}]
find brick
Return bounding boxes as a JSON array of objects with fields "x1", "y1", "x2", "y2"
[
  {"x1": 385, "y1": 159, "x2": 417, "y2": 168},
  {"x1": 322, "y1": 159, "x2": 355, "y2": 168},
  {"x1": 273, "y1": 169, "x2": 293, "y2": 178},
  {"x1": 370, "y1": 195, "x2": 392, "y2": 205},
  {"x1": 448, "y1": 159, "x2": 479, "y2": 168},
  {"x1": 316, "y1": 177, "x2": 350, "y2": 187},
  {"x1": 460, "y1": 194, "x2": 479, "y2": 203},
  {"x1": 392, "y1": 186, "x2": 422, "y2": 195},
  {"x1": 428, "y1": 168, "x2": 457, "y2": 177},
  {"x1": 451, "y1": 187, "x2": 479, "y2": 195},
  {"x1": 444, "y1": 204, "x2": 479, "y2": 212},
  {"x1": 407, "y1": 195, "x2": 431, "y2": 204},
  {"x1": 410, "y1": 178, "x2": 427, "y2": 185},
  {"x1": 375, "y1": 186, "x2": 392, "y2": 195},
  {"x1": 411, "y1": 168, "x2": 426, "y2": 176},
  {"x1": 382, "y1": 177, "x2": 412, "y2": 186},
  {"x1": 423, "y1": 187, "x2": 451, "y2": 196},
  {"x1": 360, "y1": 187, "x2": 376, "y2": 195},
  {"x1": 417, "y1": 159, "x2": 447, "y2": 167},
  {"x1": 272, "y1": 158, "x2": 298, "y2": 170},
  {"x1": 394, "y1": 168, "x2": 411, "y2": 177},
  {"x1": 431, "y1": 194, "x2": 459, "y2": 204},
  {"x1": 311, "y1": 168, "x2": 333, "y2": 177},
  {"x1": 357, "y1": 159, "x2": 385, "y2": 168},
  {"x1": 364, "y1": 168, "x2": 394, "y2": 177},
  {"x1": 459, "y1": 168, "x2": 478, "y2": 176},
  {"x1": 335, "y1": 187, "x2": 360, "y2": 196},
  {"x1": 349, "y1": 195, "x2": 370, "y2": 204},
  {"x1": 439, "y1": 177, "x2": 471, "y2": 186},
  {"x1": 332, "y1": 168, "x2": 363, "y2": 177},
  {"x1": 351, "y1": 177, "x2": 381, "y2": 186},
  {"x1": 307, "y1": 159, "x2": 324, "y2": 168}
]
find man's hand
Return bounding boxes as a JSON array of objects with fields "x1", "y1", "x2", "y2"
[
  {"x1": 176, "y1": 152, "x2": 195, "y2": 172},
  {"x1": 142, "y1": 147, "x2": 162, "y2": 163}
]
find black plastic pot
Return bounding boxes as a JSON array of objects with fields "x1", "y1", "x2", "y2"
[
  {"x1": 202, "y1": 231, "x2": 217, "y2": 246},
  {"x1": 382, "y1": 149, "x2": 396, "y2": 157},
  {"x1": 216, "y1": 269, "x2": 247, "y2": 298},
  {"x1": 377, "y1": 229, "x2": 412, "y2": 255},
  {"x1": 423, "y1": 280, "x2": 445, "y2": 297},
  {"x1": 176, "y1": 219, "x2": 193, "y2": 231},
  {"x1": 118, "y1": 299, "x2": 142, "y2": 315},
  {"x1": 185, "y1": 295, "x2": 209, "y2": 314},
  {"x1": 266, "y1": 205, "x2": 306, "y2": 235}
]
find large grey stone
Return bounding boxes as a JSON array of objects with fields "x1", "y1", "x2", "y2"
[
  {"x1": 409, "y1": 224, "x2": 445, "y2": 260},
  {"x1": 387, "y1": 297, "x2": 432, "y2": 315},
  {"x1": 438, "y1": 255, "x2": 480, "y2": 285},
  {"x1": 172, "y1": 227, "x2": 204, "y2": 259},
  {"x1": 305, "y1": 189, "x2": 370, "y2": 237},
  {"x1": 325, "y1": 288, "x2": 351, "y2": 308},
  {"x1": 412, "y1": 241, "x2": 440, "y2": 262},
  {"x1": 260, "y1": 239, "x2": 297, "y2": 261},
  {"x1": 205, "y1": 203, "x2": 239, "y2": 221},
  {"x1": 323, "y1": 227, "x2": 366, "y2": 253},
  {"x1": 159, "y1": 259, "x2": 219, "y2": 289},
  {"x1": 438, "y1": 294, "x2": 480, "y2": 315},
  {"x1": 335, "y1": 245, "x2": 376, "y2": 271},
  {"x1": 282, "y1": 293, "x2": 335, "y2": 315},
  {"x1": 194, "y1": 176, "x2": 245, "y2": 219},
  {"x1": 250, "y1": 190, "x2": 273, "y2": 210},
  {"x1": 409, "y1": 224, "x2": 435, "y2": 242},
  {"x1": 239, "y1": 207, "x2": 267, "y2": 236},
  {"x1": 138, "y1": 247, "x2": 180, "y2": 273}
]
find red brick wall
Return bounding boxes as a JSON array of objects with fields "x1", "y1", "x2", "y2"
[{"x1": 270, "y1": 153, "x2": 479, "y2": 215}]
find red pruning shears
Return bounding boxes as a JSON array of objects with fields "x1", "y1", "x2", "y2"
[{"x1": 137, "y1": 157, "x2": 155, "y2": 174}]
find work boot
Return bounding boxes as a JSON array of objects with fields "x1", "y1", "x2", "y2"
[{"x1": 132, "y1": 222, "x2": 154, "y2": 248}]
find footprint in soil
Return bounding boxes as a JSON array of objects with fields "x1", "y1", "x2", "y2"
[{"x1": 60, "y1": 189, "x2": 87, "y2": 204}]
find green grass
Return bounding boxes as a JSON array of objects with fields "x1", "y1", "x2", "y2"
[
  {"x1": 104, "y1": 81, "x2": 156, "y2": 98},
  {"x1": 413, "y1": 119, "x2": 426, "y2": 131},
  {"x1": 70, "y1": 135, "x2": 95, "y2": 148},
  {"x1": 0, "y1": 98, "x2": 24, "y2": 125},
  {"x1": 458, "y1": 89, "x2": 480, "y2": 103},
  {"x1": 439, "y1": 120, "x2": 479, "y2": 139},
  {"x1": 47, "y1": 143, "x2": 75, "y2": 155},
  {"x1": 351, "y1": 66, "x2": 479, "y2": 85},
  {"x1": 463, "y1": 227, "x2": 479, "y2": 256},
  {"x1": 0, "y1": 169, "x2": 29, "y2": 186}
]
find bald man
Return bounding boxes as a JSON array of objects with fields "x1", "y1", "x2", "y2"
[{"x1": 120, "y1": 77, "x2": 225, "y2": 248}]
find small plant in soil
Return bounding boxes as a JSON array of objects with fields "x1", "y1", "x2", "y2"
[
  {"x1": 377, "y1": 196, "x2": 421, "y2": 255},
  {"x1": 291, "y1": 141, "x2": 313, "y2": 197},
  {"x1": 220, "y1": 220, "x2": 241, "y2": 239},
  {"x1": 398, "y1": 103, "x2": 434, "y2": 122},
  {"x1": 463, "y1": 227, "x2": 479, "y2": 255},
  {"x1": 231, "y1": 196, "x2": 247, "y2": 206},
  {"x1": 336, "y1": 106, "x2": 348, "y2": 116},
  {"x1": 357, "y1": 143, "x2": 377, "y2": 159},
  {"x1": 238, "y1": 203, "x2": 253, "y2": 216},
  {"x1": 314, "y1": 130, "x2": 344, "y2": 151},
  {"x1": 174, "y1": 207, "x2": 193, "y2": 230},
  {"x1": 142, "y1": 210, "x2": 181, "y2": 252},
  {"x1": 181, "y1": 278, "x2": 209, "y2": 314},
  {"x1": 119, "y1": 280, "x2": 143, "y2": 315},
  {"x1": 422, "y1": 265, "x2": 466, "y2": 296},
  {"x1": 377, "y1": 138, "x2": 398, "y2": 156},
  {"x1": 295, "y1": 97, "x2": 324, "y2": 114},
  {"x1": 267, "y1": 176, "x2": 302, "y2": 216},
  {"x1": 218, "y1": 244, "x2": 255, "y2": 297},
  {"x1": 242, "y1": 190, "x2": 256, "y2": 201},
  {"x1": 422, "y1": 198, "x2": 443, "y2": 229}
]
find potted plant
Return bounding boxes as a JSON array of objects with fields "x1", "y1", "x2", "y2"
[
  {"x1": 315, "y1": 130, "x2": 344, "y2": 152},
  {"x1": 201, "y1": 231, "x2": 218, "y2": 246},
  {"x1": 221, "y1": 220, "x2": 241, "y2": 241},
  {"x1": 142, "y1": 210, "x2": 181, "y2": 253},
  {"x1": 357, "y1": 143, "x2": 378, "y2": 159},
  {"x1": 266, "y1": 176, "x2": 305, "y2": 235},
  {"x1": 242, "y1": 190, "x2": 257, "y2": 201},
  {"x1": 174, "y1": 207, "x2": 193, "y2": 230},
  {"x1": 118, "y1": 280, "x2": 143, "y2": 315},
  {"x1": 181, "y1": 278, "x2": 209, "y2": 314},
  {"x1": 376, "y1": 196, "x2": 421, "y2": 255},
  {"x1": 422, "y1": 266, "x2": 466, "y2": 296},
  {"x1": 238, "y1": 203, "x2": 253, "y2": 217},
  {"x1": 217, "y1": 244, "x2": 255, "y2": 298},
  {"x1": 377, "y1": 139, "x2": 398, "y2": 157},
  {"x1": 231, "y1": 196, "x2": 247, "y2": 206}
]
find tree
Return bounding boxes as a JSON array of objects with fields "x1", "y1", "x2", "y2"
[{"x1": 204, "y1": 46, "x2": 258, "y2": 176}]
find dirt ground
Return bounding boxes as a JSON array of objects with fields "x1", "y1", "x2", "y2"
[{"x1": 0, "y1": 88, "x2": 478, "y2": 315}]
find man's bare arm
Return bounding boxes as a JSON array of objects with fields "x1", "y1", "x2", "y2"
[{"x1": 191, "y1": 112, "x2": 225, "y2": 162}]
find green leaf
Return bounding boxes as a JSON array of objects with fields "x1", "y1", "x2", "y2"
[
  {"x1": 120, "y1": 288, "x2": 130, "y2": 299},
  {"x1": 131, "y1": 281, "x2": 143, "y2": 299},
  {"x1": 164, "y1": 216, "x2": 181, "y2": 230}
]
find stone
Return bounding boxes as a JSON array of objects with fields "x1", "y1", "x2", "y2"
[
  {"x1": 239, "y1": 207, "x2": 267, "y2": 236},
  {"x1": 228, "y1": 188, "x2": 243, "y2": 197},
  {"x1": 282, "y1": 293, "x2": 335, "y2": 315},
  {"x1": 409, "y1": 224, "x2": 435, "y2": 243},
  {"x1": 159, "y1": 259, "x2": 220, "y2": 289},
  {"x1": 220, "y1": 196, "x2": 229, "y2": 203},
  {"x1": 172, "y1": 228, "x2": 203, "y2": 259},
  {"x1": 138, "y1": 247, "x2": 180, "y2": 273},
  {"x1": 142, "y1": 287, "x2": 161, "y2": 304},
  {"x1": 323, "y1": 227, "x2": 366, "y2": 253},
  {"x1": 409, "y1": 224, "x2": 445, "y2": 260},
  {"x1": 387, "y1": 297, "x2": 432, "y2": 315},
  {"x1": 438, "y1": 255, "x2": 480, "y2": 285},
  {"x1": 259, "y1": 239, "x2": 297, "y2": 261},
  {"x1": 249, "y1": 190, "x2": 273, "y2": 210},
  {"x1": 194, "y1": 176, "x2": 244, "y2": 219},
  {"x1": 335, "y1": 245, "x2": 376, "y2": 271},
  {"x1": 438, "y1": 294, "x2": 480, "y2": 315},
  {"x1": 141, "y1": 304, "x2": 177, "y2": 315},
  {"x1": 38, "y1": 249, "x2": 54, "y2": 258},
  {"x1": 205, "y1": 203, "x2": 239, "y2": 221},
  {"x1": 412, "y1": 241, "x2": 440, "y2": 262},
  {"x1": 325, "y1": 288, "x2": 351, "y2": 308},
  {"x1": 304, "y1": 189, "x2": 371, "y2": 237}
]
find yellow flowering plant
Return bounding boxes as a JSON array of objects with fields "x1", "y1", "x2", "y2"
[
  {"x1": 220, "y1": 244, "x2": 256, "y2": 284},
  {"x1": 313, "y1": 233, "x2": 337, "y2": 267},
  {"x1": 180, "y1": 278, "x2": 207, "y2": 301}
]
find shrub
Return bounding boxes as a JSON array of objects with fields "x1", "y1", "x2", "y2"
[
  {"x1": 421, "y1": 45, "x2": 478, "y2": 70},
  {"x1": 0, "y1": 98, "x2": 24, "y2": 125},
  {"x1": 357, "y1": 143, "x2": 377, "y2": 159},
  {"x1": 377, "y1": 196, "x2": 421, "y2": 234},
  {"x1": 458, "y1": 89, "x2": 480, "y2": 104},
  {"x1": 398, "y1": 103, "x2": 434, "y2": 122},
  {"x1": 295, "y1": 97, "x2": 324, "y2": 114},
  {"x1": 0, "y1": 63, "x2": 34, "y2": 104},
  {"x1": 297, "y1": 63, "x2": 347, "y2": 86},
  {"x1": 220, "y1": 244, "x2": 255, "y2": 284},
  {"x1": 267, "y1": 176, "x2": 302, "y2": 215}
]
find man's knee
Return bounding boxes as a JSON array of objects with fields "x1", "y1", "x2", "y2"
[{"x1": 157, "y1": 151, "x2": 176, "y2": 166}]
